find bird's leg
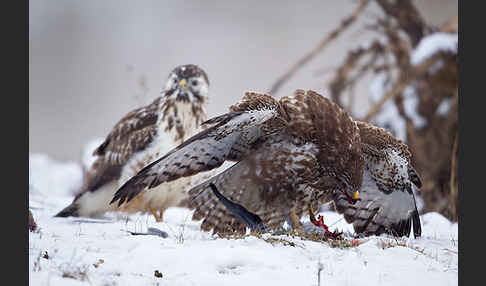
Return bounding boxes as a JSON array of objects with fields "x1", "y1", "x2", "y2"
[
  {"x1": 308, "y1": 204, "x2": 329, "y2": 232},
  {"x1": 150, "y1": 209, "x2": 164, "y2": 222},
  {"x1": 308, "y1": 204, "x2": 341, "y2": 239},
  {"x1": 289, "y1": 208, "x2": 303, "y2": 233}
]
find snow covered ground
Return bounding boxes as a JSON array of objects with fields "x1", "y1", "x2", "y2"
[{"x1": 29, "y1": 153, "x2": 458, "y2": 286}]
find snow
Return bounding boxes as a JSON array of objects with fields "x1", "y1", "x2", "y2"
[
  {"x1": 29, "y1": 152, "x2": 458, "y2": 286},
  {"x1": 29, "y1": 153, "x2": 84, "y2": 209},
  {"x1": 369, "y1": 73, "x2": 407, "y2": 141},
  {"x1": 365, "y1": 32, "x2": 459, "y2": 139},
  {"x1": 81, "y1": 137, "x2": 105, "y2": 170},
  {"x1": 368, "y1": 75, "x2": 429, "y2": 139},
  {"x1": 411, "y1": 32, "x2": 458, "y2": 66},
  {"x1": 402, "y1": 86, "x2": 427, "y2": 129},
  {"x1": 436, "y1": 98, "x2": 452, "y2": 116}
]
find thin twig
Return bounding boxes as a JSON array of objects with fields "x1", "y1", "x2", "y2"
[
  {"x1": 363, "y1": 73, "x2": 409, "y2": 122},
  {"x1": 268, "y1": 0, "x2": 370, "y2": 95},
  {"x1": 329, "y1": 40, "x2": 384, "y2": 106},
  {"x1": 375, "y1": 0, "x2": 429, "y2": 47},
  {"x1": 363, "y1": 52, "x2": 445, "y2": 122}
]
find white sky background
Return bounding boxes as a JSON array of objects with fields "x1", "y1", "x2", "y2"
[{"x1": 29, "y1": 0, "x2": 457, "y2": 162}]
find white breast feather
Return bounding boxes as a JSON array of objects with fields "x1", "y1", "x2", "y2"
[
  {"x1": 367, "y1": 147, "x2": 410, "y2": 186},
  {"x1": 385, "y1": 148, "x2": 409, "y2": 178},
  {"x1": 360, "y1": 169, "x2": 415, "y2": 219}
]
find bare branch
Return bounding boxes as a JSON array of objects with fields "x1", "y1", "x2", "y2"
[
  {"x1": 363, "y1": 73, "x2": 409, "y2": 122},
  {"x1": 268, "y1": 0, "x2": 370, "y2": 95},
  {"x1": 363, "y1": 52, "x2": 446, "y2": 122},
  {"x1": 328, "y1": 41, "x2": 384, "y2": 106},
  {"x1": 375, "y1": 0, "x2": 429, "y2": 47}
]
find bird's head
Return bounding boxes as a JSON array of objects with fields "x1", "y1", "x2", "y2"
[
  {"x1": 336, "y1": 172, "x2": 361, "y2": 204},
  {"x1": 162, "y1": 64, "x2": 209, "y2": 104}
]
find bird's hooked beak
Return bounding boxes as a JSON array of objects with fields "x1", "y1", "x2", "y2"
[
  {"x1": 341, "y1": 188, "x2": 359, "y2": 204},
  {"x1": 178, "y1": 79, "x2": 189, "y2": 90}
]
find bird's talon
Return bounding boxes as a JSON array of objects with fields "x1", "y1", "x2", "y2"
[
  {"x1": 150, "y1": 209, "x2": 164, "y2": 222},
  {"x1": 308, "y1": 204, "x2": 334, "y2": 233}
]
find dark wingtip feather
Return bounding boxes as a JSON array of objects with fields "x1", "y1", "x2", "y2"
[
  {"x1": 364, "y1": 213, "x2": 420, "y2": 238},
  {"x1": 110, "y1": 152, "x2": 172, "y2": 207},
  {"x1": 110, "y1": 178, "x2": 140, "y2": 207},
  {"x1": 110, "y1": 167, "x2": 157, "y2": 207},
  {"x1": 54, "y1": 203, "x2": 79, "y2": 218},
  {"x1": 408, "y1": 167, "x2": 422, "y2": 188},
  {"x1": 412, "y1": 209, "x2": 422, "y2": 238},
  {"x1": 92, "y1": 139, "x2": 110, "y2": 156},
  {"x1": 209, "y1": 183, "x2": 267, "y2": 233}
]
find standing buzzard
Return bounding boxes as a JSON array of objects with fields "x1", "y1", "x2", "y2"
[
  {"x1": 110, "y1": 90, "x2": 365, "y2": 232},
  {"x1": 206, "y1": 121, "x2": 423, "y2": 237},
  {"x1": 55, "y1": 64, "x2": 210, "y2": 221}
]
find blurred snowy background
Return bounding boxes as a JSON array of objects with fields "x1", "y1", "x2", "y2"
[
  {"x1": 29, "y1": 0, "x2": 459, "y2": 221},
  {"x1": 29, "y1": 0, "x2": 457, "y2": 162},
  {"x1": 29, "y1": 2, "x2": 459, "y2": 284}
]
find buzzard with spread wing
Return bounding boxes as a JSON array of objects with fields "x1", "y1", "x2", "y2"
[
  {"x1": 330, "y1": 121, "x2": 422, "y2": 237},
  {"x1": 201, "y1": 121, "x2": 422, "y2": 237}
]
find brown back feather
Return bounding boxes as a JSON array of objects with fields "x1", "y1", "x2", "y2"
[{"x1": 281, "y1": 90, "x2": 364, "y2": 190}]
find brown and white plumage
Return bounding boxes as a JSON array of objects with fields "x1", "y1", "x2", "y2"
[
  {"x1": 200, "y1": 121, "x2": 423, "y2": 237},
  {"x1": 55, "y1": 64, "x2": 210, "y2": 220},
  {"x1": 332, "y1": 121, "x2": 422, "y2": 237},
  {"x1": 111, "y1": 90, "x2": 365, "y2": 233}
]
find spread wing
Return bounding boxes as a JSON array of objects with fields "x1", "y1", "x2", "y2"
[
  {"x1": 74, "y1": 98, "x2": 162, "y2": 198},
  {"x1": 186, "y1": 135, "x2": 323, "y2": 234},
  {"x1": 110, "y1": 107, "x2": 282, "y2": 207},
  {"x1": 93, "y1": 98, "x2": 162, "y2": 165},
  {"x1": 332, "y1": 168, "x2": 422, "y2": 237},
  {"x1": 334, "y1": 120, "x2": 422, "y2": 237}
]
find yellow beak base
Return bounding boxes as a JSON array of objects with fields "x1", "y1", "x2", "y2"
[{"x1": 341, "y1": 189, "x2": 359, "y2": 200}]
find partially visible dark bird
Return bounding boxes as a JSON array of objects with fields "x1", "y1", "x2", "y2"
[{"x1": 29, "y1": 209, "x2": 37, "y2": 232}]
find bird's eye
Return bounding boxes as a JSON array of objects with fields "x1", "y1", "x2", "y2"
[{"x1": 192, "y1": 80, "x2": 198, "y2": 86}]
